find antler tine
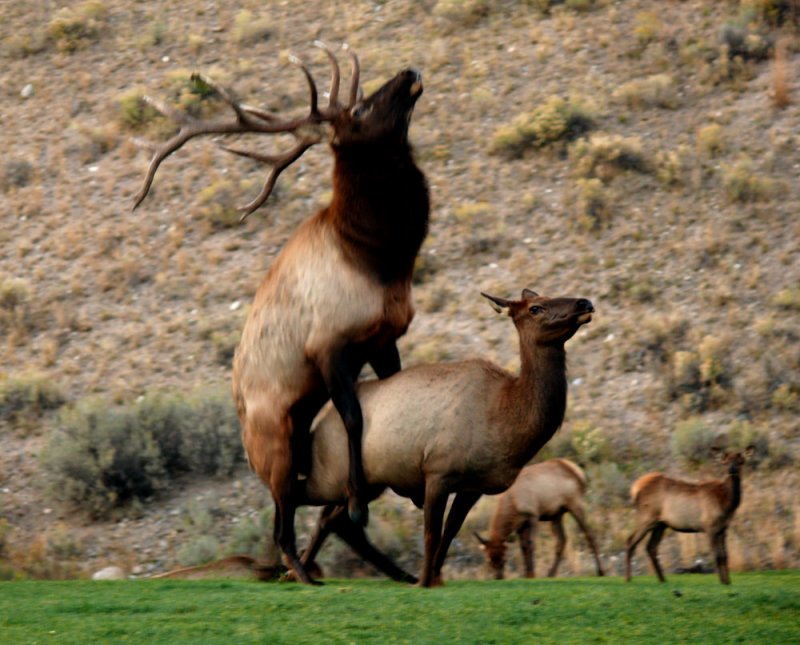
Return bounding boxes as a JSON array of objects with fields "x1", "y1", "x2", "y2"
[
  {"x1": 190, "y1": 73, "x2": 248, "y2": 121},
  {"x1": 132, "y1": 116, "x2": 255, "y2": 211},
  {"x1": 236, "y1": 139, "x2": 318, "y2": 220},
  {"x1": 343, "y1": 44, "x2": 360, "y2": 107},
  {"x1": 288, "y1": 54, "x2": 320, "y2": 118},
  {"x1": 314, "y1": 41, "x2": 341, "y2": 109}
]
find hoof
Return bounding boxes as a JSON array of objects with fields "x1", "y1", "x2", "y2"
[{"x1": 348, "y1": 498, "x2": 369, "y2": 527}]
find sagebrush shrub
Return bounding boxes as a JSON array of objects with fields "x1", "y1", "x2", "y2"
[
  {"x1": 177, "y1": 536, "x2": 221, "y2": 567},
  {"x1": 42, "y1": 387, "x2": 243, "y2": 518},
  {"x1": 569, "y1": 133, "x2": 650, "y2": 182},
  {"x1": 586, "y1": 462, "x2": 629, "y2": 506},
  {"x1": 612, "y1": 74, "x2": 678, "y2": 110},
  {"x1": 46, "y1": 1, "x2": 109, "y2": 53},
  {"x1": 0, "y1": 373, "x2": 65, "y2": 428},
  {"x1": 489, "y1": 96, "x2": 595, "y2": 159},
  {"x1": 179, "y1": 389, "x2": 243, "y2": 476},
  {"x1": 670, "y1": 417, "x2": 721, "y2": 465},
  {"x1": 722, "y1": 156, "x2": 775, "y2": 203},
  {"x1": 570, "y1": 421, "x2": 610, "y2": 464}
]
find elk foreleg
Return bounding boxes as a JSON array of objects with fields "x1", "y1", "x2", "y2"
[
  {"x1": 369, "y1": 341, "x2": 402, "y2": 379},
  {"x1": 299, "y1": 504, "x2": 340, "y2": 573},
  {"x1": 327, "y1": 506, "x2": 418, "y2": 584},
  {"x1": 320, "y1": 349, "x2": 369, "y2": 526},
  {"x1": 645, "y1": 523, "x2": 667, "y2": 583},
  {"x1": 517, "y1": 519, "x2": 536, "y2": 578},
  {"x1": 547, "y1": 515, "x2": 567, "y2": 578},
  {"x1": 430, "y1": 491, "x2": 481, "y2": 586},
  {"x1": 711, "y1": 530, "x2": 731, "y2": 585},
  {"x1": 570, "y1": 506, "x2": 605, "y2": 576},
  {"x1": 290, "y1": 387, "x2": 330, "y2": 478}
]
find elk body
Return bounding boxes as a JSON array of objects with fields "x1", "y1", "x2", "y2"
[
  {"x1": 133, "y1": 46, "x2": 429, "y2": 583},
  {"x1": 475, "y1": 458, "x2": 604, "y2": 579},
  {"x1": 298, "y1": 289, "x2": 594, "y2": 586},
  {"x1": 625, "y1": 450, "x2": 752, "y2": 585}
]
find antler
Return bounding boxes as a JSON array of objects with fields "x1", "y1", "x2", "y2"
[{"x1": 132, "y1": 43, "x2": 363, "y2": 218}]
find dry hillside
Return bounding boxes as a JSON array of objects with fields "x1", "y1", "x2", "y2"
[{"x1": 1, "y1": 0, "x2": 798, "y2": 580}]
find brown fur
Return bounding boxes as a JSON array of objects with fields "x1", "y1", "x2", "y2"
[
  {"x1": 151, "y1": 556, "x2": 284, "y2": 581},
  {"x1": 300, "y1": 290, "x2": 594, "y2": 586},
  {"x1": 230, "y1": 67, "x2": 429, "y2": 584},
  {"x1": 476, "y1": 458, "x2": 604, "y2": 579},
  {"x1": 134, "y1": 52, "x2": 428, "y2": 585},
  {"x1": 625, "y1": 450, "x2": 753, "y2": 585}
]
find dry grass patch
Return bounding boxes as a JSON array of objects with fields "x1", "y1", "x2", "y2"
[
  {"x1": 612, "y1": 74, "x2": 679, "y2": 110},
  {"x1": 489, "y1": 96, "x2": 596, "y2": 159}
]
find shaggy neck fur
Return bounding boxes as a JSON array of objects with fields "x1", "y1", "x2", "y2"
[{"x1": 328, "y1": 142, "x2": 430, "y2": 284}]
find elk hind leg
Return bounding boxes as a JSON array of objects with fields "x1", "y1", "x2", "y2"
[
  {"x1": 517, "y1": 519, "x2": 536, "y2": 578},
  {"x1": 645, "y1": 523, "x2": 667, "y2": 583},
  {"x1": 268, "y1": 417, "x2": 319, "y2": 585},
  {"x1": 419, "y1": 479, "x2": 449, "y2": 587},
  {"x1": 547, "y1": 515, "x2": 567, "y2": 578},
  {"x1": 570, "y1": 506, "x2": 605, "y2": 576},
  {"x1": 625, "y1": 520, "x2": 657, "y2": 582}
]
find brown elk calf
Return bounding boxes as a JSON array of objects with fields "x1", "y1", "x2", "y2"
[
  {"x1": 133, "y1": 45, "x2": 429, "y2": 583},
  {"x1": 297, "y1": 289, "x2": 594, "y2": 586},
  {"x1": 625, "y1": 448, "x2": 753, "y2": 585},
  {"x1": 475, "y1": 458, "x2": 604, "y2": 579}
]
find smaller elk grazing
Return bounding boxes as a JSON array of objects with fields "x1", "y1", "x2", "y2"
[
  {"x1": 475, "y1": 458, "x2": 604, "y2": 579},
  {"x1": 625, "y1": 448, "x2": 754, "y2": 585},
  {"x1": 298, "y1": 289, "x2": 594, "y2": 586}
]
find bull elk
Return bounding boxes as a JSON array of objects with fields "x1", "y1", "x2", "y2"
[
  {"x1": 625, "y1": 448, "x2": 754, "y2": 585},
  {"x1": 474, "y1": 458, "x2": 605, "y2": 579},
  {"x1": 296, "y1": 289, "x2": 594, "y2": 586},
  {"x1": 133, "y1": 44, "x2": 430, "y2": 583}
]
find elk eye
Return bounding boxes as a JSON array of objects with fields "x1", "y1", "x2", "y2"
[
  {"x1": 350, "y1": 104, "x2": 370, "y2": 119},
  {"x1": 529, "y1": 305, "x2": 543, "y2": 315}
]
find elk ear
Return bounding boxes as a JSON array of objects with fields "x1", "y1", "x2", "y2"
[
  {"x1": 521, "y1": 288, "x2": 539, "y2": 299},
  {"x1": 474, "y1": 531, "x2": 489, "y2": 548},
  {"x1": 481, "y1": 292, "x2": 513, "y2": 315}
]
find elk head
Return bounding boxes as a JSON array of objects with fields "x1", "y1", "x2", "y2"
[
  {"x1": 329, "y1": 68, "x2": 422, "y2": 149},
  {"x1": 714, "y1": 446, "x2": 756, "y2": 474},
  {"x1": 474, "y1": 532, "x2": 507, "y2": 580},
  {"x1": 131, "y1": 43, "x2": 422, "y2": 218},
  {"x1": 481, "y1": 289, "x2": 594, "y2": 346}
]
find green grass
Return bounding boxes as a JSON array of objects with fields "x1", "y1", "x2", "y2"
[{"x1": 1, "y1": 572, "x2": 798, "y2": 643}]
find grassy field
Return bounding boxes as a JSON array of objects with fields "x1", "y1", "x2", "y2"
[{"x1": 1, "y1": 571, "x2": 798, "y2": 644}]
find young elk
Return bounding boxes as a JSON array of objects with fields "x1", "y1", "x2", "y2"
[
  {"x1": 625, "y1": 448, "x2": 754, "y2": 585},
  {"x1": 133, "y1": 45, "x2": 429, "y2": 583},
  {"x1": 298, "y1": 289, "x2": 594, "y2": 586},
  {"x1": 474, "y1": 458, "x2": 604, "y2": 579}
]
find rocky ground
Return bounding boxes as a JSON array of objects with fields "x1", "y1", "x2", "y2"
[{"x1": 1, "y1": 0, "x2": 798, "y2": 580}]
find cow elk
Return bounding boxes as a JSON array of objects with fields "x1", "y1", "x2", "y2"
[
  {"x1": 474, "y1": 458, "x2": 604, "y2": 579},
  {"x1": 298, "y1": 289, "x2": 594, "y2": 586},
  {"x1": 133, "y1": 44, "x2": 430, "y2": 583},
  {"x1": 625, "y1": 448, "x2": 754, "y2": 585}
]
